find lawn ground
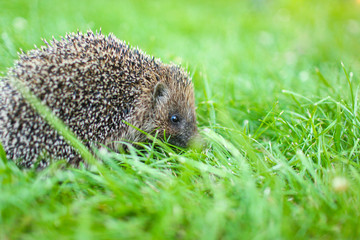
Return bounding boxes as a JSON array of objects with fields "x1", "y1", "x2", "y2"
[{"x1": 1, "y1": 0, "x2": 360, "y2": 239}]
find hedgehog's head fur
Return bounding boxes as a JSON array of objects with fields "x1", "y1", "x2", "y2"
[
  {"x1": 125, "y1": 64, "x2": 197, "y2": 148},
  {"x1": 150, "y1": 66, "x2": 197, "y2": 148}
]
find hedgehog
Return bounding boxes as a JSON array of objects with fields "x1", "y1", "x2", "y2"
[{"x1": 0, "y1": 30, "x2": 197, "y2": 168}]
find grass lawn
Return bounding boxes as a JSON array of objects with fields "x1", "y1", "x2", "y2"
[{"x1": 1, "y1": 0, "x2": 360, "y2": 239}]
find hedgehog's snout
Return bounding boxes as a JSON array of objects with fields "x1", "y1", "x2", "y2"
[{"x1": 168, "y1": 120, "x2": 198, "y2": 148}]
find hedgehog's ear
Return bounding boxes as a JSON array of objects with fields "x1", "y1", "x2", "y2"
[{"x1": 153, "y1": 82, "x2": 167, "y2": 103}]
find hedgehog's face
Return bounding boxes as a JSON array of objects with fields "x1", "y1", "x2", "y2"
[{"x1": 151, "y1": 81, "x2": 197, "y2": 148}]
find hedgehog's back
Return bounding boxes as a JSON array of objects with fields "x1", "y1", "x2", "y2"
[
  {"x1": 0, "y1": 77, "x2": 82, "y2": 167},
  {"x1": 0, "y1": 31, "x2": 151, "y2": 167}
]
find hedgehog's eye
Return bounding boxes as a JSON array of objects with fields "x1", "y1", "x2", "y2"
[{"x1": 170, "y1": 114, "x2": 180, "y2": 123}]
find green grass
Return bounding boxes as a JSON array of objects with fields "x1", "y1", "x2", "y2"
[{"x1": 1, "y1": 0, "x2": 360, "y2": 239}]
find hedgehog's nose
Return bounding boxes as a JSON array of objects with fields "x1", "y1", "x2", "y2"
[{"x1": 179, "y1": 123, "x2": 201, "y2": 149}]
